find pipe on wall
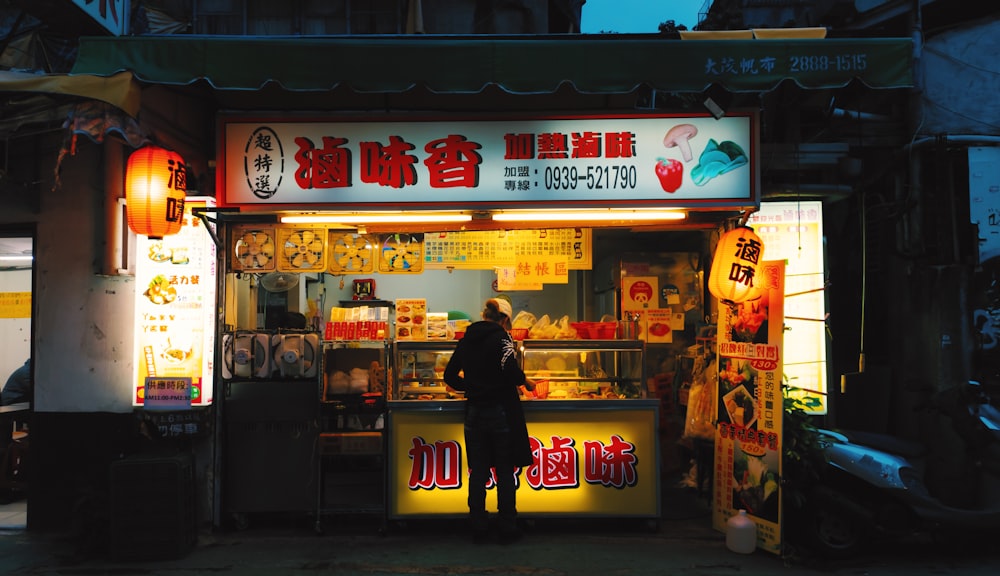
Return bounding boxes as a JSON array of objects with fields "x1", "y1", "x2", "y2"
[{"x1": 102, "y1": 139, "x2": 125, "y2": 276}]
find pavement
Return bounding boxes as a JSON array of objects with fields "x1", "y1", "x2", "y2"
[{"x1": 1, "y1": 484, "x2": 999, "y2": 575}]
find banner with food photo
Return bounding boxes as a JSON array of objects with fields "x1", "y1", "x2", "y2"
[
  {"x1": 132, "y1": 197, "x2": 217, "y2": 406},
  {"x1": 711, "y1": 260, "x2": 785, "y2": 555}
]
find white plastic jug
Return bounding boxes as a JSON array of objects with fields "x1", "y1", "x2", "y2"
[{"x1": 725, "y1": 509, "x2": 757, "y2": 554}]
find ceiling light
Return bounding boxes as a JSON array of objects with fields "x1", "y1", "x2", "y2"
[
  {"x1": 0, "y1": 255, "x2": 33, "y2": 261},
  {"x1": 280, "y1": 213, "x2": 472, "y2": 224},
  {"x1": 491, "y1": 210, "x2": 686, "y2": 223}
]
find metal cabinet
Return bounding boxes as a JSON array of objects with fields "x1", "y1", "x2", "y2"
[
  {"x1": 316, "y1": 340, "x2": 389, "y2": 530},
  {"x1": 224, "y1": 378, "x2": 319, "y2": 520}
]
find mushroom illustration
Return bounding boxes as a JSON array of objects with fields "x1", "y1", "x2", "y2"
[{"x1": 663, "y1": 124, "x2": 699, "y2": 163}]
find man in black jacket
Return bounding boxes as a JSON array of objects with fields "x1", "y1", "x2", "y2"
[
  {"x1": 444, "y1": 298, "x2": 534, "y2": 544},
  {"x1": 1, "y1": 359, "x2": 31, "y2": 406}
]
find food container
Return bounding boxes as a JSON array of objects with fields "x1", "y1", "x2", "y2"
[
  {"x1": 510, "y1": 328, "x2": 529, "y2": 341},
  {"x1": 570, "y1": 321, "x2": 619, "y2": 339},
  {"x1": 595, "y1": 322, "x2": 618, "y2": 339},
  {"x1": 618, "y1": 319, "x2": 640, "y2": 339}
]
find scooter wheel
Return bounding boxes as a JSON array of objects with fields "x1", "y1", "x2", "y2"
[{"x1": 806, "y1": 497, "x2": 868, "y2": 558}]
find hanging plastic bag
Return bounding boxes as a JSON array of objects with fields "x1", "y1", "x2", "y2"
[{"x1": 683, "y1": 355, "x2": 717, "y2": 441}]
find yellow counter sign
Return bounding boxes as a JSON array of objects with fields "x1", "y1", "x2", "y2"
[
  {"x1": 0, "y1": 292, "x2": 31, "y2": 318},
  {"x1": 387, "y1": 403, "x2": 659, "y2": 519}
]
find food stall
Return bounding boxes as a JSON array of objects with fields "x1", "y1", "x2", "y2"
[
  {"x1": 388, "y1": 336, "x2": 658, "y2": 524},
  {"x1": 188, "y1": 110, "x2": 759, "y2": 527}
]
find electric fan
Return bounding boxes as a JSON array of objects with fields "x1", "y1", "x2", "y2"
[
  {"x1": 328, "y1": 232, "x2": 375, "y2": 274},
  {"x1": 276, "y1": 228, "x2": 327, "y2": 273},
  {"x1": 378, "y1": 233, "x2": 424, "y2": 273},
  {"x1": 232, "y1": 227, "x2": 276, "y2": 272},
  {"x1": 258, "y1": 272, "x2": 300, "y2": 293}
]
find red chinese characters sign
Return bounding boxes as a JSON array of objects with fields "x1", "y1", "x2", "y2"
[
  {"x1": 220, "y1": 114, "x2": 756, "y2": 209},
  {"x1": 387, "y1": 405, "x2": 659, "y2": 518},
  {"x1": 405, "y1": 434, "x2": 638, "y2": 492}
]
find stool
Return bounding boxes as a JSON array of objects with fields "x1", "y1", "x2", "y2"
[{"x1": 0, "y1": 429, "x2": 29, "y2": 492}]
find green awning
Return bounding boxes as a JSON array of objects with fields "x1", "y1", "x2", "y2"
[{"x1": 70, "y1": 35, "x2": 913, "y2": 96}]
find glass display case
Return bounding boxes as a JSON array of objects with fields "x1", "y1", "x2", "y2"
[
  {"x1": 391, "y1": 340, "x2": 460, "y2": 400},
  {"x1": 390, "y1": 339, "x2": 646, "y2": 401},
  {"x1": 520, "y1": 339, "x2": 646, "y2": 400}
]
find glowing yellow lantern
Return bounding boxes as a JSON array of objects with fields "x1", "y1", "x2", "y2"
[
  {"x1": 708, "y1": 225, "x2": 764, "y2": 307},
  {"x1": 125, "y1": 145, "x2": 187, "y2": 239}
]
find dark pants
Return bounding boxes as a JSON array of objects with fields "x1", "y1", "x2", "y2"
[{"x1": 464, "y1": 403, "x2": 517, "y2": 532}]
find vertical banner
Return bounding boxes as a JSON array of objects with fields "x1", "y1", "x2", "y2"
[
  {"x1": 133, "y1": 197, "x2": 217, "y2": 406},
  {"x1": 712, "y1": 260, "x2": 785, "y2": 554}
]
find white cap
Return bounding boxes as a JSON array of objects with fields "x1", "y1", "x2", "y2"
[{"x1": 491, "y1": 298, "x2": 512, "y2": 320}]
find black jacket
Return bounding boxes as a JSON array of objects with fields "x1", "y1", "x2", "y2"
[{"x1": 444, "y1": 321, "x2": 533, "y2": 466}]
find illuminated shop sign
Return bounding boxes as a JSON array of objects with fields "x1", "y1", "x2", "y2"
[
  {"x1": 133, "y1": 198, "x2": 217, "y2": 406},
  {"x1": 220, "y1": 114, "x2": 756, "y2": 209},
  {"x1": 747, "y1": 201, "x2": 827, "y2": 414},
  {"x1": 387, "y1": 406, "x2": 659, "y2": 518},
  {"x1": 406, "y1": 434, "x2": 638, "y2": 491}
]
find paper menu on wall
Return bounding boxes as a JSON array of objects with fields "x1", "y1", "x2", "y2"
[
  {"x1": 644, "y1": 309, "x2": 686, "y2": 344},
  {"x1": 395, "y1": 298, "x2": 427, "y2": 340}
]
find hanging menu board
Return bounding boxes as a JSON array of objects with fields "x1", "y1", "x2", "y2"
[{"x1": 423, "y1": 228, "x2": 591, "y2": 270}]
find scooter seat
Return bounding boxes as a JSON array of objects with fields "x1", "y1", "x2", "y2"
[{"x1": 836, "y1": 429, "x2": 925, "y2": 458}]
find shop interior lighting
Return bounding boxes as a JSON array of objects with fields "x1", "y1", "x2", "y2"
[
  {"x1": 490, "y1": 209, "x2": 686, "y2": 222},
  {"x1": 0, "y1": 255, "x2": 33, "y2": 261},
  {"x1": 280, "y1": 213, "x2": 473, "y2": 224}
]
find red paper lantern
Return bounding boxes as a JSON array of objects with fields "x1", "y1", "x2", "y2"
[
  {"x1": 708, "y1": 225, "x2": 764, "y2": 307},
  {"x1": 126, "y1": 145, "x2": 187, "y2": 239}
]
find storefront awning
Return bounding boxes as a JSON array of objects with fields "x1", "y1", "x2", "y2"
[
  {"x1": 0, "y1": 69, "x2": 140, "y2": 116},
  {"x1": 69, "y1": 35, "x2": 913, "y2": 98}
]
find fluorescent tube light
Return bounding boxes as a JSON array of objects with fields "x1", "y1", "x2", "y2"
[
  {"x1": 0, "y1": 255, "x2": 33, "y2": 261},
  {"x1": 280, "y1": 213, "x2": 472, "y2": 224},
  {"x1": 491, "y1": 210, "x2": 686, "y2": 222}
]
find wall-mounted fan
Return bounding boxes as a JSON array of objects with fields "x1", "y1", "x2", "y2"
[
  {"x1": 258, "y1": 271, "x2": 300, "y2": 293},
  {"x1": 271, "y1": 332, "x2": 320, "y2": 378},
  {"x1": 276, "y1": 228, "x2": 327, "y2": 273},
  {"x1": 329, "y1": 232, "x2": 375, "y2": 274},
  {"x1": 378, "y1": 233, "x2": 424, "y2": 273},
  {"x1": 232, "y1": 227, "x2": 276, "y2": 272},
  {"x1": 221, "y1": 331, "x2": 272, "y2": 379}
]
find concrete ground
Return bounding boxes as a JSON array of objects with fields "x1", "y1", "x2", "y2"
[{"x1": 1, "y1": 482, "x2": 998, "y2": 576}]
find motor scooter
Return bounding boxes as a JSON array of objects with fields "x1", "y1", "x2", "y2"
[{"x1": 799, "y1": 380, "x2": 1000, "y2": 558}]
